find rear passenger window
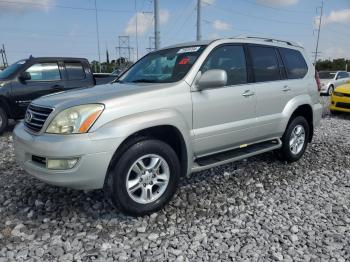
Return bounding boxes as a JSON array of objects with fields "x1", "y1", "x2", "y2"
[
  {"x1": 65, "y1": 62, "x2": 85, "y2": 80},
  {"x1": 201, "y1": 45, "x2": 247, "y2": 86},
  {"x1": 279, "y1": 48, "x2": 308, "y2": 79},
  {"x1": 249, "y1": 46, "x2": 281, "y2": 82}
]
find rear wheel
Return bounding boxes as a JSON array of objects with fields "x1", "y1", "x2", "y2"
[
  {"x1": 107, "y1": 139, "x2": 180, "y2": 216},
  {"x1": 0, "y1": 107, "x2": 8, "y2": 135},
  {"x1": 278, "y1": 116, "x2": 309, "y2": 163}
]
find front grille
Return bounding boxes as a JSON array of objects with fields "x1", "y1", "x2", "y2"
[
  {"x1": 336, "y1": 102, "x2": 350, "y2": 110},
  {"x1": 24, "y1": 104, "x2": 53, "y2": 133}
]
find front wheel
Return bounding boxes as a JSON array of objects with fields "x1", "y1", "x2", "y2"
[
  {"x1": 278, "y1": 116, "x2": 309, "y2": 163},
  {"x1": 0, "y1": 107, "x2": 8, "y2": 135},
  {"x1": 107, "y1": 139, "x2": 180, "y2": 216},
  {"x1": 328, "y1": 85, "x2": 334, "y2": 96}
]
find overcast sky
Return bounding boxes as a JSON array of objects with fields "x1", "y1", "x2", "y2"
[{"x1": 0, "y1": 0, "x2": 349, "y2": 64}]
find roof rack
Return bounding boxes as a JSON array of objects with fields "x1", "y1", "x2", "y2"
[{"x1": 233, "y1": 35, "x2": 303, "y2": 49}]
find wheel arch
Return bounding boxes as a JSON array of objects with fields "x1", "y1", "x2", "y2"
[
  {"x1": 286, "y1": 104, "x2": 313, "y2": 142},
  {"x1": 100, "y1": 110, "x2": 193, "y2": 189}
]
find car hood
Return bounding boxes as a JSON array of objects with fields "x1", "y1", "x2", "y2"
[
  {"x1": 335, "y1": 84, "x2": 350, "y2": 94},
  {"x1": 32, "y1": 82, "x2": 170, "y2": 110}
]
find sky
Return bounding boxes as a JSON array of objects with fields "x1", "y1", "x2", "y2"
[{"x1": 0, "y1": 0, "x2": 349, "y2": 66}]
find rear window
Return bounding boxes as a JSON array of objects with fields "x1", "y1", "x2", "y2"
[
  {"x1": 279, "y1": 48, "x2": 308, "y2": 79},
  {"x1": 249, "y1": 46, "x2": 281, "y2": 82},
  {"x1": 65, "y1": 62, "x2": 85, "y2": 80}
]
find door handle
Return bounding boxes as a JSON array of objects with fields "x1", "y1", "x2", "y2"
[
  {"x1": 242, "y1": 90, "x2": 255, "y2": 97},
  {"x1": 282, "y1": 85, "x2": 291, "y2": 92}
]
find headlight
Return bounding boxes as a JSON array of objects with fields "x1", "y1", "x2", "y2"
[{"x1": 46, "y1": 104, "x2": 104, "y2": 134}]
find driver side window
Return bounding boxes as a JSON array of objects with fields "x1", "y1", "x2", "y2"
[
  {"x1": 201, "y1": 45, "x2": 247, "y2": 86},
  {"x1": 26, "y1": 62, "x2": 61, "y2": 81}
]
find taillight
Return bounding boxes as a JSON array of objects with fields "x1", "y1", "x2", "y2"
[{"x1": 315, "y1": 71, "x2": 321, "y2": 92}]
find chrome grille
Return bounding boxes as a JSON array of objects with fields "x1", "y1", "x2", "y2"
[{"x1": 24, "y1": 104, "x2": 53, "y2": 133}]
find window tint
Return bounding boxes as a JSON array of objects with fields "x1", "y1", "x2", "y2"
[
  {"x1": 249, "y1": 46, "x2": 281, "y2": 82},
  {"x1": 65, "y1": 62, "x2": 85, "y2": 80},
  {"x1": 279, "y1": 48, "x2": 308, "y2": 79},
  {"x1": 201, "y1": 45, "x2": 247, "y2": 85},
  {"x1": 26, "y1": 63, "x2": 61, "y2": 81}
]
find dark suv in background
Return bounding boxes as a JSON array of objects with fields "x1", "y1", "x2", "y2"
[{"x1": 0, "y1": 57, "x2": 95, "y2": 133}]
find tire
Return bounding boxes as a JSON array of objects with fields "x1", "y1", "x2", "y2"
[
  {"x1": 328, "y1": 85, "x2": 334, "y2": 96},
  {"x1": 107, "y1": 139, "x2": 180, "y2": 216},
  {"x1": 0, "y1": 107, "x2": 8, "y2": 135},
  {"x1": 278, "y1": 116, "x2": 309, "y2": 163}
]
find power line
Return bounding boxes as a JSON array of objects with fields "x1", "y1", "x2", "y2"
[
  {"x1": 0, "y1": 0, "x2": 133, "y2": 13},
  {"x1": 234, "y1": 0, "x2": 313, "y2": 14},
  {"x1": 203, "y1": 1, "x2": 310, "y2": 25}
]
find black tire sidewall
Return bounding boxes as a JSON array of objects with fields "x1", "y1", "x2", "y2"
[
  {"x1": 280, "y1": 116, "x2": 309, "y2": 162},
  {"x1": 109, "y1": 139, "x2": 180, "y2": 216},
  {"x1": 0, "y1": 107, "x2": 8, "y2": 134}
]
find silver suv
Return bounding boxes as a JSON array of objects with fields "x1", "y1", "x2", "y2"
[{"x1": 14, "y1": 37, "x2": 322, "y2": 216}]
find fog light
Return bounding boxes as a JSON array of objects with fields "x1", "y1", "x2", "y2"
[
  {"x1": 331, "y1": 101, "x2": 335, "y2": 105},
  {"x1": 46, "y1": 158, "x2": 79, "y2": 170}
]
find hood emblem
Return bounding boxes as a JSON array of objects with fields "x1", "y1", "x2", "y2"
[{"x1": 25, "y1": 111, "x2": 33, "y2": 123}]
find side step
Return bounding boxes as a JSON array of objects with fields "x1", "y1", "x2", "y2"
[{"x1": 192, "y1": 138, "x2": 282, "y2": 172}]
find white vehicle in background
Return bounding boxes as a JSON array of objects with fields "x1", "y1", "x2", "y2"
[{"x1": 319, "y1": 71, "x2": 350, "y2": 96}]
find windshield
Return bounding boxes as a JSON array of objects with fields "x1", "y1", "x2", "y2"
[
  {"x1": 318, "y1": 71, "x2": 336, "y2": 79},
  {"x1": 119, "y1": 46, "x2": 206, "y2": 83},
  {"x1": 0, "y1": 60, "x2": 27, "y2": 79}
]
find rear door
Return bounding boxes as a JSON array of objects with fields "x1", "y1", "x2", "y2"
[
  {"x1": 64, "y1": 60, "x2": 94, "y2": 89},
  {"x1": 248, "y1": 45, "x2": 293, "y2": 141},
  {"x1": 11, "y1": 61, "x2": 64, "y2": 116},
  {"x1": 192, "y1": 44, "x2": 257, "y2": 156}
]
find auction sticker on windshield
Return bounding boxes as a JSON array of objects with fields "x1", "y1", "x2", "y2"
[{"x1": 177, "y1": 46, "x2": 201, "y2": 54}]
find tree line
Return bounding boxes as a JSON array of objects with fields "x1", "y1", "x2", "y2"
[{"x1": 316, "y1": 58, "x2": 349, "y2": 72}]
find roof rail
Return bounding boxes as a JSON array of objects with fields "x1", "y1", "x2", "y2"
[{"x1": 233, "y1": 35, "x2": 303, "y2": 49}]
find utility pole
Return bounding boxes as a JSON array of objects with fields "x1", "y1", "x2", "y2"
[
  {"x1": 154, "y1": 0, "x2": 160, "y2": 50},
  {"x1": 314, "y1": 0, "x2": 323, "y2": 65},
  {"x1": 0, "y1": 44, "x2": 8, "y2": 69},
  {"x1": 196, "y1": 0, "x2": 201, "y2": 41},
  {"x1": 135, "y1": 0, "x2": 139, "y2": 60},
  {"x1": 94, "y1": 0, "x2": 101, "y2": 72}
]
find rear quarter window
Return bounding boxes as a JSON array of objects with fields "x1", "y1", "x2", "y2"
[
  {"x1": 279, "y1": 48, "x2": 308, "y2": 79},
  {"x1": 65, "y1": 62, "x2": 86, "y2": 80}
]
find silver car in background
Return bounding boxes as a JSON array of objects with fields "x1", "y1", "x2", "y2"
[
  {"x1": 13, "y1": 37, "x2": 322, "y2": 216},
  {"x1": 319, "y1": 71, "x2": 350, "y2": 96}
]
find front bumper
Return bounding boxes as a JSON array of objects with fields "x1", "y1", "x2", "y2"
[
  {"x1": 13, "y1": 122, "x2": 122, "y2": 190},
  {"x1": 330, "y1": 95, "x2": 350, "y2": 113}
]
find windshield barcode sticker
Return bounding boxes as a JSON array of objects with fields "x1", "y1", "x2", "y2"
[{"x1": 177, "y1": 46, "x2": 201, "y2": 54}]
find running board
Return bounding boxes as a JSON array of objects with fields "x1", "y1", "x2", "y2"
[{"x1": 192, "y1": 138, "x2": 282, "y2": 172}]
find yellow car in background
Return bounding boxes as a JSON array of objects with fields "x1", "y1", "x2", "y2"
[{"x1": 330, "y1": 80, "x2": 350, "y2": 113}]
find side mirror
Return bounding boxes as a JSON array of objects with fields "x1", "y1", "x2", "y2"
[
  {"x1": 19, "y1": 71, "x2": 31, "y2": 82},
  {"x1": 197, "y1": 69, "x2": 227, "y2": 90}
]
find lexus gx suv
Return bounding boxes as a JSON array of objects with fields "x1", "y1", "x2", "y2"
[{"x1": 14, "y1": 37, "x2": 322, "y2": 216}]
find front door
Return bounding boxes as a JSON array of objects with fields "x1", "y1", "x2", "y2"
[
  {"x1": 191, "y1": 44, "x2": 257, "y2": 157},
  {"x1": 11, "y1": 61, "x2": 64, "y2": 116}
]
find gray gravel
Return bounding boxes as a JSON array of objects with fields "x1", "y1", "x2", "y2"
[{"x1": 0, "y1": 101, "x2": 350, "y2": 261}]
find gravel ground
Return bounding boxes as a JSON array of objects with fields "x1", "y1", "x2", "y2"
[{"x1": 0, "y1": 98, "x2": 349, "y2": 262}]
